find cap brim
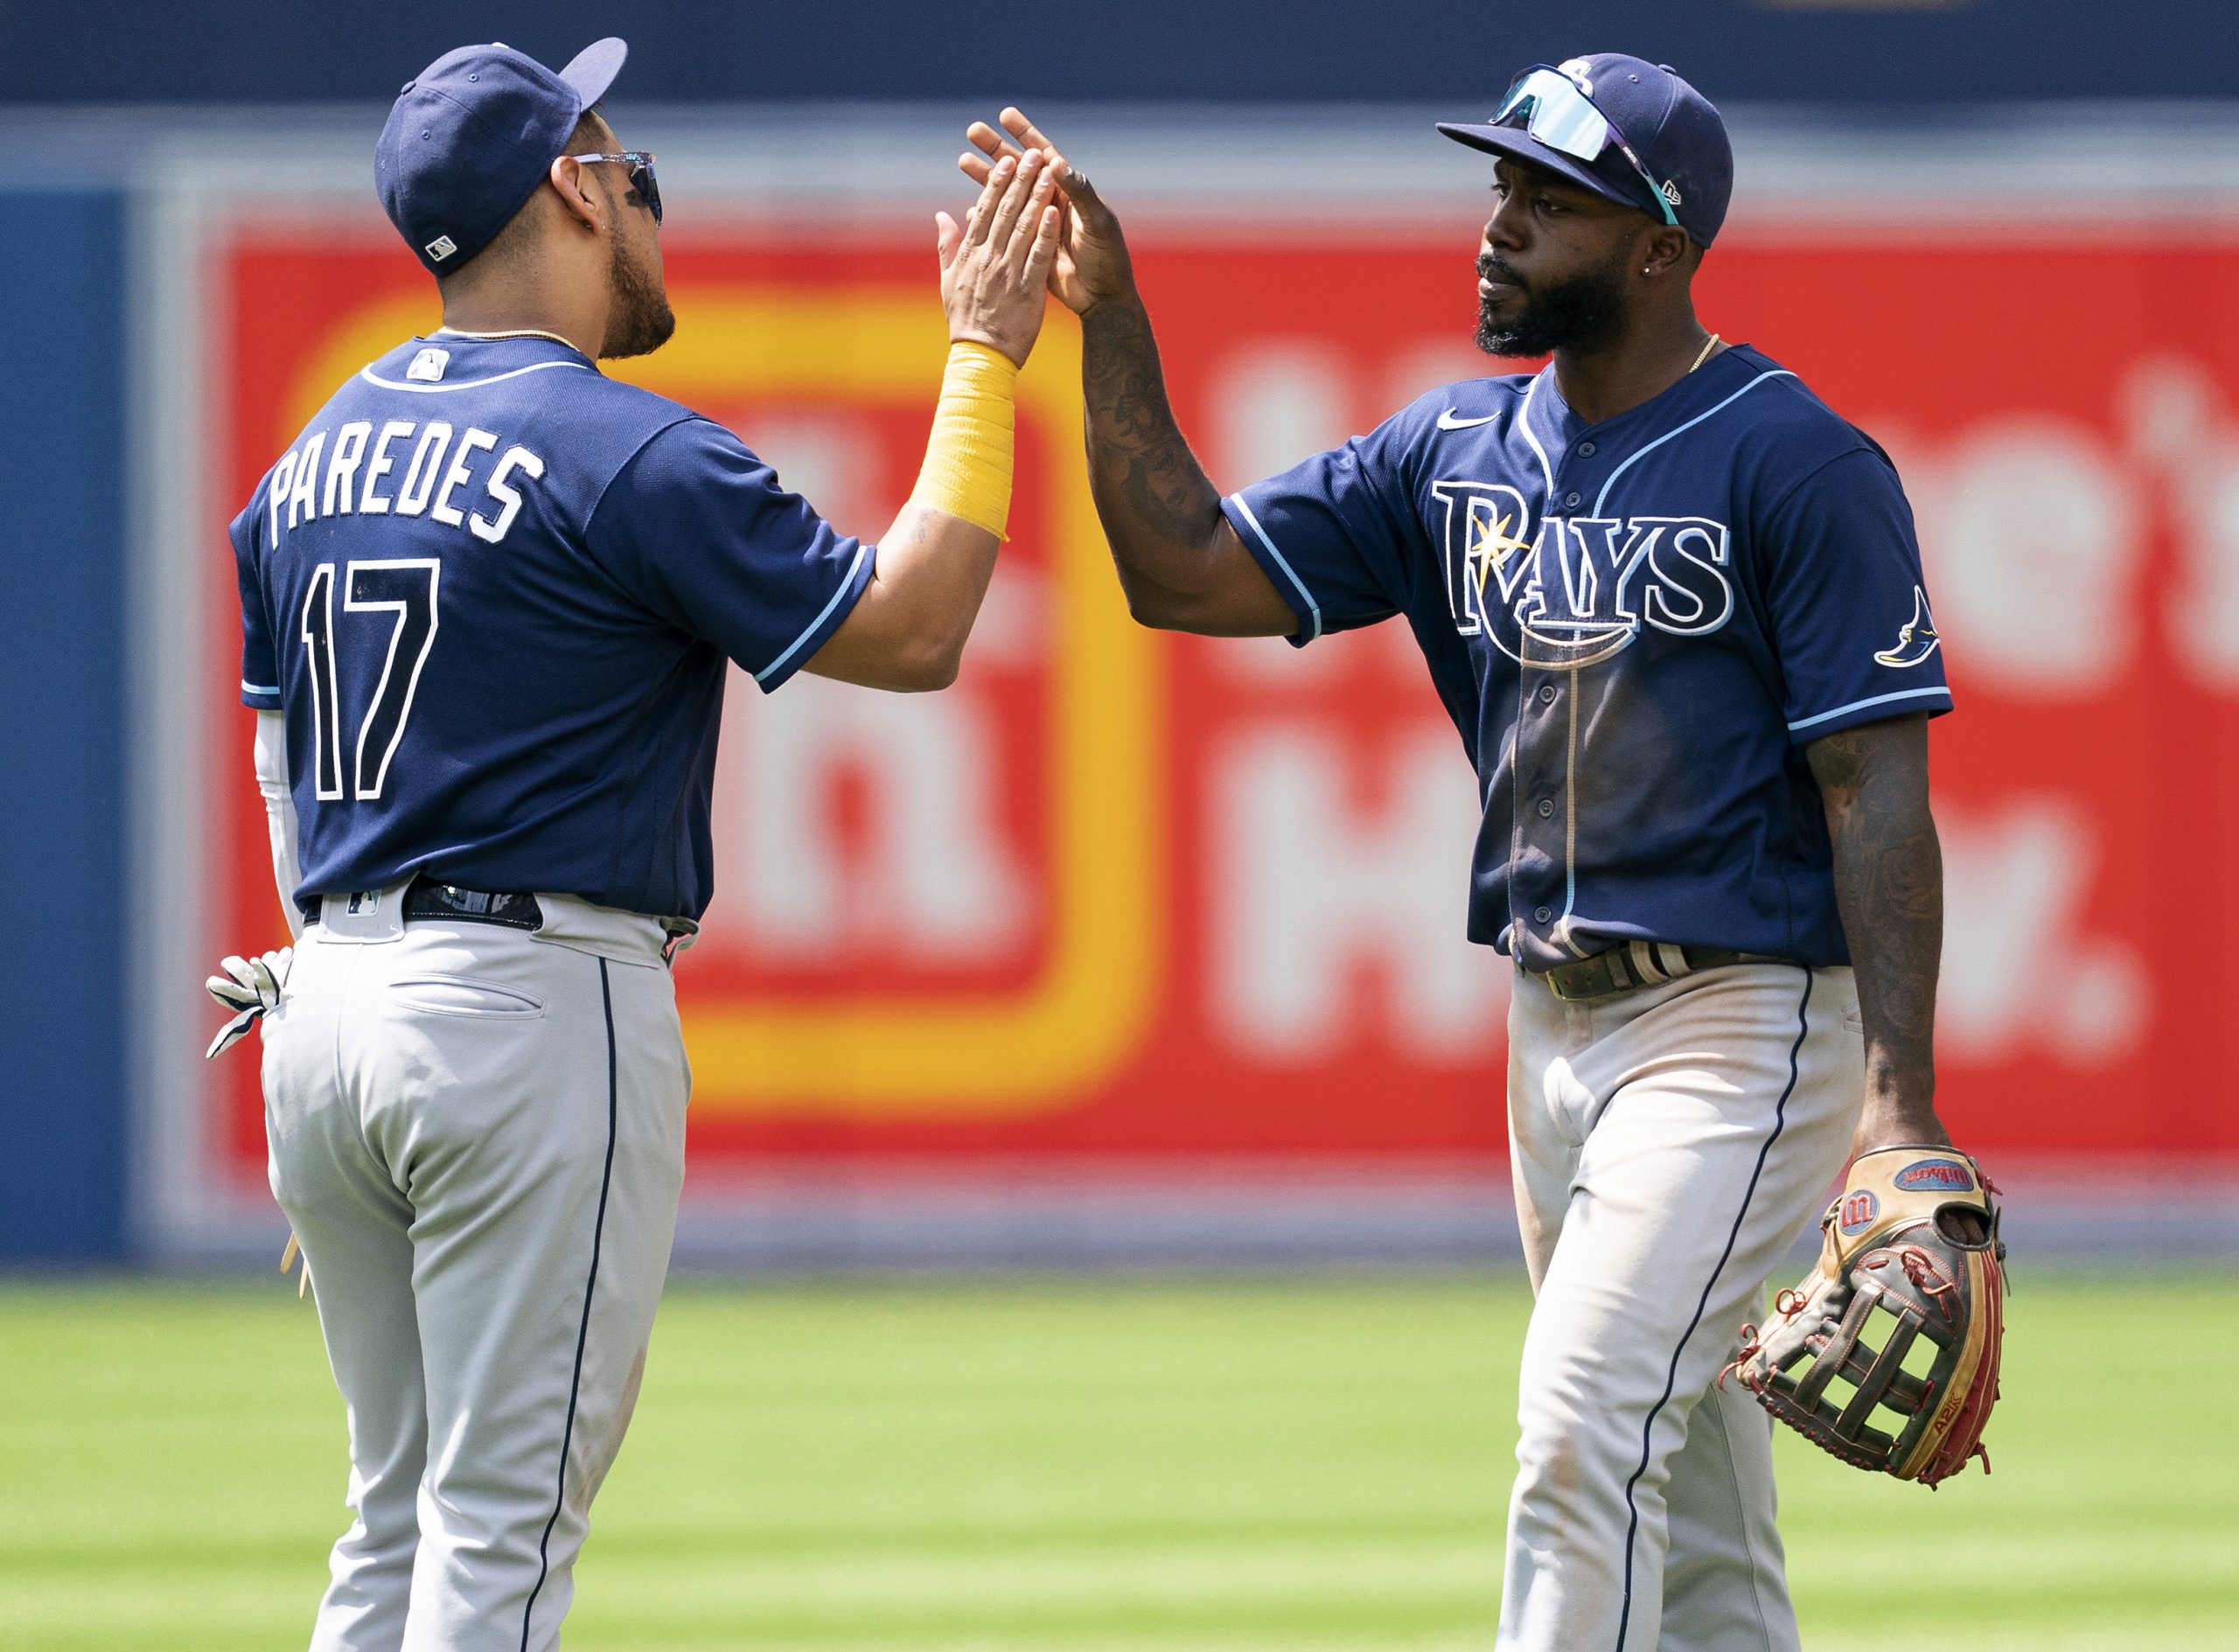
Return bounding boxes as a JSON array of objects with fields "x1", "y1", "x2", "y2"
[
  {"x1": 559, "y1": 36, "x2": 628, "y2": 110},
  {"x1": 1436, "y1": 121, "x2": 1644, "y2": 216}
]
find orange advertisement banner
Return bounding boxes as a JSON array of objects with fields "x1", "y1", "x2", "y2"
[{"x1": 210, "y1": 222, "x2": 2239, "y2": 1178}]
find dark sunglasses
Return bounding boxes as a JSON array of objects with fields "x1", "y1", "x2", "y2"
[{"x1": 578, "y1": 150, "x2": 662, "y2": 226}]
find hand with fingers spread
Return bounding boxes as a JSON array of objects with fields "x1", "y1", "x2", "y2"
[
  {"x1": 959, "y1": 108, "x2": 1134, "y2": 316},
  {"x1": 935, "y1": 142, "x2": 1064, "y2": 366}
]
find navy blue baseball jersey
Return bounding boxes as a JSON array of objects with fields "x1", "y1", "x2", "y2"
[
  {"x1": 231, "y1": 331, "x2": 874, "y2": 920},
  {"x1": 1221, "y1": 344, "x2": 1950, "y2": 972}
]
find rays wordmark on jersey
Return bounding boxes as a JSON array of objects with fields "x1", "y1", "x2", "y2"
[{"x1": 1431, "y1": 480, "x2": 1734, "y2": 669}]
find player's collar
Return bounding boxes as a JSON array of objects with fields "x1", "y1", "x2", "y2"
[
  {"x1": 1532, "y1": 341, "x2": 1757, "y2": 443},
  {"x1": 430, "y1": 326, "x2": 592, "y2": 358}
]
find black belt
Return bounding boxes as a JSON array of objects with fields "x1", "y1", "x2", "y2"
[
  {"x1": 1530, "y1": 940, "x2": 1782, "y2": 1002},
  {"x1": 300, "y1": 877, "x2": 544, "y2": 932},
  {"x1": 401, "y1": 877, "x2": 544, "y2": 931}
]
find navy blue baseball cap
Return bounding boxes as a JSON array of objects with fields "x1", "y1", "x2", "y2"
[
  {"x1": 1439, "y1": 55, "x2": 1733, "y2": 247},
  {"x1": 376, "y1": 38, "x2": 630, "y2": 275}
]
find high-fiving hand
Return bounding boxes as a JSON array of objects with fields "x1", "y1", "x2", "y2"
[
  {"x1": 960, "y1": 108, "x2": 1135, "y2": 317},
  {"x1": 936, "y1": 139, "x2": 1065, "y2": 367}
]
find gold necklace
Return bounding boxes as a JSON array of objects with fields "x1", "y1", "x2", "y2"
[
  {"x1": 434, "y1": 326, "x2": 584, "y2": 352},
  {"x1": 1688, "y1": 331, "x2": 1723, "y2": 373}
]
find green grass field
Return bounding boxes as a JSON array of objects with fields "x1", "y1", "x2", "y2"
[{"x1": 3, "y1": 1272, "x2": 2234, "y2": 1649}]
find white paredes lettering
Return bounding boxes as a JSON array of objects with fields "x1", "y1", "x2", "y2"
[
  {"x1": 266, "y1": 448, "x2": 297, "y2": 544},
  {"x1": 284, "y1": 430, "x2": 324, "y2": 531},
  {"x1": 359, "y1": 420, "x2": 413, "y2": 513},
  {"x1": 1211, "y1": 721, "x2": 1506, "y2": 1060},
  {"x1": 393, "y1": 422, "x2": 453, "y2": 517},
  {"x1": 266, "y1": 420, "x2": 534, "y2": 543},
  {"x1": 471, "y1": 445, "x2": 543, "y2": 543},
  {"x1": 433, "y1": 428, "x2": 498, "y2": 526},
  {"x1": 323, "y1": 422, "x2": 372, "y2": 516}
]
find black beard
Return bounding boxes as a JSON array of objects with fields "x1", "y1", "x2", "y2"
[
  {"x1": 1475, "y1": 251, "x2": 1629, "y2": 359},
  {"x1": 601, "y1": 232, "x2": 677, "y2": 360}
]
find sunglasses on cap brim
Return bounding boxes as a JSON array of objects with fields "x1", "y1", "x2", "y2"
[{"x1": 1492, "y1": 67, "x2": 1680, "y2": 229}]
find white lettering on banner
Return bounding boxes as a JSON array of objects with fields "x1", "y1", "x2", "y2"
[
  {"x1": 2127, "y1": 356, "x2": 2239, "y2": 685},
  {"x1": 1891, "y1": 416, "x2": 2139, "y2": 696},
  {"x1": 736, "y1": 414, "x2": 876, "y2": 535},
  {"x1": 1938, "y1": 796, "x2": 2146, "y2": 1065},
  {"x1": 1209, "y1": 340, "x2": 1348, "y2": 493},
  {"x1": 724, "y1": 672, "x2": 1028, "y2": 963},
  {"x1": 1212, "y1": 721, "x2": 1507, "y2": 1061}
]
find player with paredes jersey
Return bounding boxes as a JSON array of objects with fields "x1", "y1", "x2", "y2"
[
  {"x1": 964, "y1": 55, "x2": 2005, "y2": 1652},
  {"x1": 207, "y1": 36, "x2": 1064, "y2": 1652}
]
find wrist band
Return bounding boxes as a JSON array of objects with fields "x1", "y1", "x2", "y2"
[{"x1": 908, "y1": 340, "x2": 1019, "y2": 539}]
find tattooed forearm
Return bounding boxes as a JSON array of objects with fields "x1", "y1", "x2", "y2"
[
  {"x1": 1807, "y1": 715, "x2": 1948, "y2": 1144},
  {"x1": 1080, "y1": 296, "x2": 1224, "y2": 557}
]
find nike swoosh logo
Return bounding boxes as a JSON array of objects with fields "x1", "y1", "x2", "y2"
[{"x1": 1437, "y1": 409, "x2": 1498, "y2": 429}]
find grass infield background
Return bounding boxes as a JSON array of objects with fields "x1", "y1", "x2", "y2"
[{"x1": 3, "y1": 1273, "x2": 2234, "y2": 1649}]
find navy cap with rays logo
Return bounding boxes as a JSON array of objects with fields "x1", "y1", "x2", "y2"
[
  {"x1": 1439, "y1": 53, "x2": 1734, "y2": 248},
  {"x1": 374, "y1": 37, "x2": 629, "y2": 275}
]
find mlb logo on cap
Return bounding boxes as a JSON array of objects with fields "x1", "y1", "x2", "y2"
[{"x1": 375, "y1": 37, "x2": 629, "y2": 275}]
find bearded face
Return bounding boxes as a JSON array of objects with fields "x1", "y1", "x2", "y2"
[{"x1": 1475, "y1": 242, "x2": 1633, "y2": 359}]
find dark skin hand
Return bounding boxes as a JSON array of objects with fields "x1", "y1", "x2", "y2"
[{"x1": 960, "y1": 109, "x2": 1288, "y2": 635}]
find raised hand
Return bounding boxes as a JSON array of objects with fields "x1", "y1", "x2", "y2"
[
  {"x1": 960, "y1": 107, "x2": 1134, "y2": 316},
  {"x1": 935, "y1": 144, "x2": 1064, "y2": 367}
]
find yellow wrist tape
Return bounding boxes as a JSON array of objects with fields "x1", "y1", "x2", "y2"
[{"x1": 909, "y1": 340, "x2": 1019, "y2": 539}]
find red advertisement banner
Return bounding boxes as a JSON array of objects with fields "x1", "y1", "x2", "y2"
[{"x1": 210, "y1": 221, "x2": 2239, "y2": 1181}]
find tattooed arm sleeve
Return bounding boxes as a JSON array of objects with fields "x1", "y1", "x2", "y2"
[
  {"x1": 1078, "y1": 296, "x2": 1298, "y2": 637},
  {"x1": 1807, "y1": 714, "x2": 1951, "y2": 1152}
]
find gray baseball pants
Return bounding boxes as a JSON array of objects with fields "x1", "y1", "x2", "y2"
[
  {"x1": 260, "y1": 887, "x2": 689, "y2": 1652},
  {"x1": 1499, "y1": 961, "x2": 1866, "y2": 1652}
]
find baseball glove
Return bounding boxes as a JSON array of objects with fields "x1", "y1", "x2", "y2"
[{"x1": 1728, "y1": 1145, "x2": 2005, "y2": 1488}]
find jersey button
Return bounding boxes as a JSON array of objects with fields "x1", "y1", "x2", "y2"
[
  {"x1": 1537, "y1": 683, "x2": 1557, "y2": 705},
  {"x1": 1537, "y1": 798, "x2": 1555, "y2": 819},
  {"x1": 1533, "y1": 905, "x2": 1553, "y2": 924},
  {"x1": 1578, "y1": 441, "x2": 1597, "y2": 457},
  {"x1": 1564, "y1": 491, "x2": 1582, "y2": 508}
]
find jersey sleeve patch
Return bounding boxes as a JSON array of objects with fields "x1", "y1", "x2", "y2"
[{"x1": 1761, "y1": 449, "x2": 1955, "y2": 744}]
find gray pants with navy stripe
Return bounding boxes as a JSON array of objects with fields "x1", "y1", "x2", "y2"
[
  {"x1": 1502, "y1": 961, "x2": 1865, "y2": 1652},
  {"x1": 261, "y1": 889, "x2": 689, "y2": 1652}
]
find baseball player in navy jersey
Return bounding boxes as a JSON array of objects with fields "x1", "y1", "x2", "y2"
[
  {"x1": 965, "y1": 55, "x2": 1980, "y2": 1652},
  {"x1": 206, "y1": 37, "x2": 1063, "y2": 1651}
]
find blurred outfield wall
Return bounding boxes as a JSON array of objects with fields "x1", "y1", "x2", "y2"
[{"x1": 6, "y1": 104, "x2": 2239, "y2": 1264}]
